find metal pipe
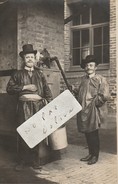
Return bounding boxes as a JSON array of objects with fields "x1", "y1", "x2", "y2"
[{"x1": 52, "y1": 57, "x2": 71, "y2": 91}]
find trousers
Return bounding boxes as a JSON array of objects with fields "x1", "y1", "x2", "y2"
[
  {"x1": 17, "y1": 100, "x2": 47, "y2": 166},
  {"x1": 85, "y1": 129, "x2": 100, "y2": 158}
]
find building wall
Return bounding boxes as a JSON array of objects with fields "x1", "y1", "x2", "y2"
[
  {"x1": 17, "y1": 0, "x2": 64, "y2": 69},
  {"x1": 109, "y1": 0, "x2": 116, "y2": 112},
  {"x1": 0, "y1": 0, "x2": 64, "y2": 135},
  {"x1": 0, "y1": 0, "x2": 64, "y2": 92},
  {"x1": 0, "y1": 1, "x2": 17, "y2": 93},
  {"x1": 64, "y1": 0, "x2": 71, "y2": 71},
  {"x1": 64, "y1": 0, "x2": 116, "y2": 113},
  {"x1": 0, "y1": 2, "x2": 17, "y2": 71}
]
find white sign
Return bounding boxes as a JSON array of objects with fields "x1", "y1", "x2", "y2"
[{"x1": 17, "y1": 90, "x2": 82, "y2": 148}]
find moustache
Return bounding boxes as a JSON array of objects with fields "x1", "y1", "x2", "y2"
[{"x1": 27, "y1": 60, "x2": 33, "y2": 63}]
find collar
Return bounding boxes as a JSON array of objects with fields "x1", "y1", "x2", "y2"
[
  {"x1": 86, "y1": 73, "x2": 96, "y2": 79},
  {"x1": 24, "y1": 66, "x2": 34, "y2": 71}
]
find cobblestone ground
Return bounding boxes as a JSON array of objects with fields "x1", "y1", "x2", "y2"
[
  {"x1": 0, "y1": 144, "x2": 117, "y2": 184},
  {"x1": 39, "y1": 145, "x2": 117, "y2": 184},
  {"x1": 0, "y1": 115, "x2": 117, "y2": 184}
]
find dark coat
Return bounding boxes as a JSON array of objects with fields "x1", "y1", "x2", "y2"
[
  {"x1": 6, "y1": 68, "x2": 53, "y2": 165},
  {"x1": 6, "y1": 68, "x2": 53, "y2": 125},
  {"x1": 74, "y1": 74, "x2": 109, "y2": 133}
]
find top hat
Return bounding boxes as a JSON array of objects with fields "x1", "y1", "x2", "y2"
[
  {"x1": 81, "y1": 55, "x2": 99, "y2": 69},
  {"x1": 19, "y1": 44, "x2": 37, "y2": 58}
]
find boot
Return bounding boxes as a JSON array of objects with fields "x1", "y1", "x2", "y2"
[
  {"x1": 80, "y1": 154, "x2": 92, "y2": 161},
  {"x1": 87, "y1": 156, "x2": 98, "y2": 165}
]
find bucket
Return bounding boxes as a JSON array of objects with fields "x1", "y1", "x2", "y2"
[{"x1": 49, "y1": 126, "x2": 68, "y2": 150}]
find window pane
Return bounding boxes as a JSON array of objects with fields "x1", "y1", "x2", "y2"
[
  {"x1": 92, "y1": 3, "x2": 109, "y2": 24},
  {"x1": 94, "y1": 27, "x2": 102, "y2": 45},
  {"x1": 73, "y1": 30, "x2": 80, "y2": 48},
  {"x1": 71, "y1": 1, "x2": 109, "y2": 66},
  {"x1": 72, "y1": 4, "x2": 89, "y2": 25},
  {"x1": 73, "y1": 49, "x2": 80, "y2": 65},
  {"x1": 82, "y1": 5, "x2": 90, "y2": 24},
  {"x1": 94, "y1": 46, "x2": 102, "y2": 64},
  {"x1": 81, "y1": 47, "x2": 90, "y2": 60},
  {"x1": 73, "y1": 15, "x2": 80, "y2": 26},
  {"x1": 103, "y1": 26, "x2": 109, "y2": 44},
  {"x1": 103, "y1": 45, "x2": 109, "y2": 63},
  {"x1": 82, "y1": 29, "x2": 89, "y2": 47}
]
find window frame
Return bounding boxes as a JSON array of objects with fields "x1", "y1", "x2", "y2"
[{"x1": 69, "y1": 6, "x2": 110, "y2": 71}]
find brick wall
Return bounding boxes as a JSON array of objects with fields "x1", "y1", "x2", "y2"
[
  {"x1": 64, "y1": 0, "x2": 117, "y2": 113},
  {"x1": 17, "y1": 0, "x2": 64, "y2": 69},
  {"x1": 64, "y1": 0, "x2": 71, "y2": 71},
  {"x1": 109, "y1": 0, "x2": 116, "y2": 112},
  {"x1": 0, "y1": 0, "x2": 64, "y2": 135}
]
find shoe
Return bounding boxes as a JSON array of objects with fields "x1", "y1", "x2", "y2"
[
  {"x1": 32, "y1": 165, "x2": 42, "y2": 170},
  {"x1": 80, "y1": 154, "x2": 92, "y2": 162},
  {"x1": 15, "y1": 163, "x2": 24, "y2": 171},
  {"x1": 87, "y1": 156, "x2": 98, "y2": 165},
  {"x1": 31, "y1": 166, "x2": 49, "y2": 175},
  {"x1": 37, "y1": 169, "x2": 50, "y2": 175}
]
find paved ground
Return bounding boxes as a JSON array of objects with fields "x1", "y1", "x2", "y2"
[
  {"x1": 0, "y1": 144, "x2": 117, "y2": 184},
  {"x1": 43, "y1": 145, "x2": 117, "y2": 184},
  {"x1": 0, "y1": 115, "x2": 117, "y2": 184}
]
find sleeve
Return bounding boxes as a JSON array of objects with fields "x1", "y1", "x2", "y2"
[
  {"x1": 6, "y1": 71, "x2": 24, "y2": 95},
  {"x1": 72, "y1": 77, "x2": 82, "y2": 97},
  {"x1": 95, "y1": 77, "x2": 110, "y2": 108},
  {"x1": 73, "y1": 87, "x2": 79, "y2": 96},
  {"x1": 41, "y1": 73, "x2": 53, "y2": 103}
]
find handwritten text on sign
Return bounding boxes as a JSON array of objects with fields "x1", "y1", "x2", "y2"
[{"x1": 17, "y1": 90, "x2": 82, "y2": 148}]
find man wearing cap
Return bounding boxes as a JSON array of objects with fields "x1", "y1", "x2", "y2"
[
  {"x1": 6, "y1": 44, "x2": 53, "y2": 173},
  {"x1": 72, "y1": 55, "x2": 109, "y2": 165}
]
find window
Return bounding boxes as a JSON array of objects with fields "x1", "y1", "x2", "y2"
[
  {"x1": 71, "y1": 1, "x2": 109, "y2": 66},
  {"x1": 93, "y1": 26, "x2": 109, "y2": 64},
  {"x1": 72, "y1": 29, "x2": 90, "y2": 65}
]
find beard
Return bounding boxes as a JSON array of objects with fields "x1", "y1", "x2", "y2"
[{"x1": 25, "y1": 61, "x2": 34, "y2": 68}]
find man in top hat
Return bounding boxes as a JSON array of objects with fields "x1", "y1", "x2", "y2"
[
  {"x1": 6, "y1": 44, "x2": 53, "y2": 173},
  {"x1": 72, "y1": 55, "x2": 109, "y2": 165}
]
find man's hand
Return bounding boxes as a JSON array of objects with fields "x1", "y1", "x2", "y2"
[{"x1": 22, "y1": 84, "x2": 37, "y2": 92}]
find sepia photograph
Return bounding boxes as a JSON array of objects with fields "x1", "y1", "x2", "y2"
[{"x1": 0, "y1": 0, "x2": 117, "y2": 183}]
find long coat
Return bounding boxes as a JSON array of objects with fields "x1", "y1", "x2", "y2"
[
  {"x1": 6, "y1": 68, "x2": 53, "y2": 125},
  {"x1": 6, "y1": 68, "x2": 53, "y2": 165},
  {"x1": 74, "y1": 74, "x2": 109, "y2": 133}
]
